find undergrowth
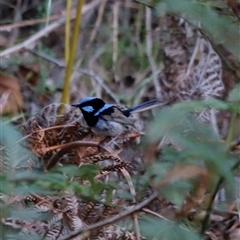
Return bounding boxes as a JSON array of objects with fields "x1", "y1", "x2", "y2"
[{"x1": 0, "y1": 0, "x2": 240, "y2": 239}]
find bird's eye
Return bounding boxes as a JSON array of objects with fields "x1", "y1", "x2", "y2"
[{"x1": 82, "y1": 106, "x2": 94, "y2": 112}]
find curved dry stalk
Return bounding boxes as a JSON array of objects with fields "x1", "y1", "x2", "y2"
[{"x1": 46, "y1": 140, "x2": 113, "y2": 170}]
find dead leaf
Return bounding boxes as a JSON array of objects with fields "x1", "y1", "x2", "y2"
[
  {"x1": 154, "y1": 164, "x2": 209, "y2": 189},
  {"x1": 143, "y1": 142, "x2": 159, "y2": 165},
  {"x1": 225, "y1": 0, "x2": 240, "y2": 18},
  {"x1": 0, "y1": 72, "x2": 24, "y2": 115}
]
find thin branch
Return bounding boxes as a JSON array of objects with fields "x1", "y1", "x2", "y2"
[
  {"x1": 65, "y1": 0, "x2": 72, "y2": 64},
  {"x1": 133, "y1": 213, "x2": 141, "y2": 240},
  {"x1": 60, "y1": 192, "x2": 158, "y2": 240},
  {"x1": 46, "y1": 140, "x2": 113, "y2": 170},
  {"x1": 0, "y1": 11, "x2": 69, "y2": 31},
  {"x1": 200, "y1": 177, "x2": 223, "y2": 234},
  {"x1": 142, "y1": 208, "x2": 171, "y2": 221},
  {"x1": 86, "y1": 0, "x2": 107, "y2": 49},
  {"x1": 142, "y1": 208, "x2": 190, "y2": 232},
  {"x1": 72, "y1": 0, "x2": 107, "y2": 98},
  {"x1": 79, "y1": 68, "x2": 120, "y2": 104},
  {"x1": 112, "y1": 1, "x2": 120, "y2": 72},
  {"x1": 0, "y1": 0, "x2": 101, "y2": 58},
  {"x1": 0, "y1": 18, "x2": 65, "y2": 58},
  {"x1": 201, "y1": 141, "x2": 240, "y2": 234},
  {"x1": 186, "y1": 36, "x2": 201, "y2": 76},
  {"x1": 145, "y1": 7, "x2": 162, "y2": 100},
  {"x1": 45, "y1": 0, "x2": 52, "y2": 27},
  {"x1": 28, "y1": 49, "x2": 120, "y2": 103},
  {"x1": 0, "y1": 2, "x2": 137, "y2": 32},
  {"x1": 8, "y1": 0, "x2": 22, "y2": 46},
  {"x1": 186, "y1": 22, "x2": 202, "y2": 76}
]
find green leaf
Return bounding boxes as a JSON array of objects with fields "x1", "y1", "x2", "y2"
[
  {"x1": 146, "y1": 101, "x2": 235, "y2": 187},
  {"x1": 140, "y1": 216, "x2": 202, "y2": 240},
  {"x1": 228, "y1": 84, "x2": 240, "y2": 102}
]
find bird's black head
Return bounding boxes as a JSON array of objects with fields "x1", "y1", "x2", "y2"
[{"x1": 71, "y1": 97, "x2": 114, "y2": 127}]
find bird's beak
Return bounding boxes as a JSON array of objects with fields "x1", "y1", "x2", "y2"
[{"x1": 71, "y1": 104, "x2": 79, "y2": 107}]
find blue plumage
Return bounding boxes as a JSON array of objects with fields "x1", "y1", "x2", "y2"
[
  {"x1": 82, "y1": 106, "x2": 95, "y2": 112},
  {"x1": 94, "y1": 104, "x2": 113, "y2": 116},
  {"x1": 72, "y1": 97, "x2": 159, "y2": 136},
  {"x1": 78, "y1": 97, "x2": 96, "y2": 104}
]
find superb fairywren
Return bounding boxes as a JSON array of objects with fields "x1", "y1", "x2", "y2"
[{"x1": 71, "y1": 97, "x2": 159, "y2": 136}]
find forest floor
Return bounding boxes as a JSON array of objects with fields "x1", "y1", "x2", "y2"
[{"x1": 1, "y1": 0, "x2": 240, "y2": 240}]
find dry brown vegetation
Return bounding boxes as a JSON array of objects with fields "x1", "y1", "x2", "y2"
[{"x1": 0, "y1": 0, "x2": 240, "y2": 239}]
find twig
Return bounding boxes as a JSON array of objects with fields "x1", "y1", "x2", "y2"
[
  {"x1": 17, "y1": 124, "x2": 76, "y2": 143},
  {"x1": 133, "y1": 213, "x2": 141, "y2": 240},
  {"x1": 200, "y1": 144, "x2": 240, "y2": 234},
  {"x1": 0, "y1": 18, "x2": 66, "y2": 58},
  {"x1": 60, "y1": 192, "x2": 158, "y2": 240},
  {"x1": 209, "y1": 109, "x2": 220, "y2": 138},
  {"x1": 79, "y1": 68, "x2": 120, "y2": 104},
  {"x1": 200, "y1": 177, "x2": 223, "y2": 234},
  {"x1": 199, "y1": 40, "x2": 211, "y2": 85},
  {"x1": 145, "y1": 7, "x2": 162, "y2": 100},
  {"x1": 27, "y1": 49, "x2": 120, "y2": 103},
  {"x1": 118, "y1": 163, "x2": 140, "y2": 239},
  {"x1": 65, "y1": 0, "x2": 72, "y2": 64},
  {"x1": 45, "y1": 0, "x2": 52, "y2": 27},
  {"x1": 0, "y1": 0, "x2": 101, "y2": 58},
  {"x1": 72, "y1": 0, "x2": 107, "y2": 84},
  {"x1": 112, "y1": 1, "x2": 120, "y2": 81},
  {"x1": 142, "y1": 208, "x2": 190, "y2": 232},
  {"x1": 142, "y1": 208, "x2": 171, "y2": 221},
  {"x1": 86, "y1": 0, "x2": 107, "y2": 49},
  {"x1": 0, "y1": 11, "x2": 68, "y2": 31},
  {"x1": 186, "y1": 22, "x2": 202, "y2": 76},
  {"x1": 186, "y1": 36, "x2": 201, "y2": 76},
  {"x1": 8, "y1": 0, "x2": 22, "y2": 46},
  {"x1": 88, "y1": 48, "x2": 105, "y2": 98},
  {"x1": 72, "y1": 0, "x2": 107, "y2": 97}
]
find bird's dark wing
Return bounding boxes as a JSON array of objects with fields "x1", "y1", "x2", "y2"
[{"x1": 101, "y1": 107, "x2": 135, "y2": 126}]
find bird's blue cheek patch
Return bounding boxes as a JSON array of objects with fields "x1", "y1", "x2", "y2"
[{"x1": 82, "y1": 106, "x2": 94, "y2": 112}]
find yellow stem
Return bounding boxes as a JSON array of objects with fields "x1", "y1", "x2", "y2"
[
  {"x1": 65, "y1": 0, "x2": 72, "y2": 64},
  {"x1": 61, "y1": 0, "x2": 85, "y2": 104}
]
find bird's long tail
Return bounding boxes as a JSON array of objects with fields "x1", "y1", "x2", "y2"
[
  {"x1": 130, "y1": 99, "x2": 160, "y2": 112},
  {"x1": 122, "y1": 99, "x2": 160, "y2": 116}
]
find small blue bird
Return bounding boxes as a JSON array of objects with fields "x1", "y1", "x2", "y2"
[{"x1": 71, "y1": 97, "x2": 159, "y2": 136}]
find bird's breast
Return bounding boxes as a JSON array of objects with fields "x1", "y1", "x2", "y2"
[{"x1": 92, "y1": 118, "x2": 126, "y2": 136}]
